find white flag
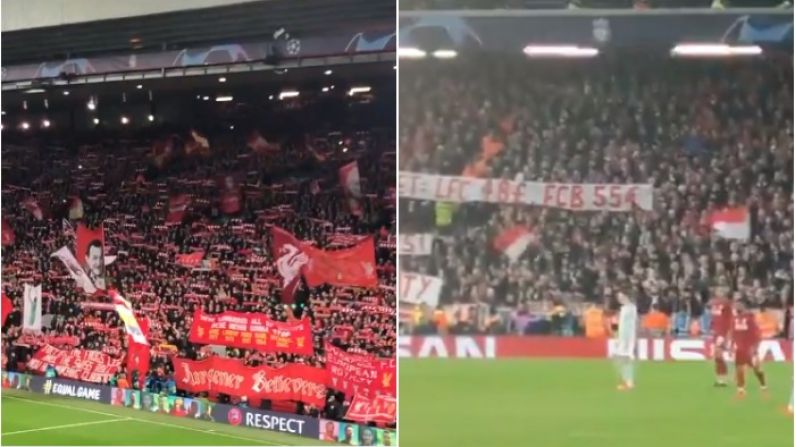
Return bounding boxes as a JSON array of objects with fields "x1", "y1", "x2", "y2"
[
  {"x1": 110, "y1": 290, "x2": 149, "y2": 345},
  {"x1": 23, "y1": 284, "x2": 42, "y2": 332},
  {"x1": 399, "y1": 272, "x2": 443, "y2": 308},
  {"x1": 51, "y1": 246, "x2": 97, "y2": 294}
]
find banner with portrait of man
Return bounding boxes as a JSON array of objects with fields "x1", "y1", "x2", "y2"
[{"x1": 76, "y1": 224, "x2": 106, "y2": 290}]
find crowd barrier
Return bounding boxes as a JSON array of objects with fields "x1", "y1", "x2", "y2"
[
  {"x1": 1, "y1": 372, "x2": 396, "y2": 446},
  {"x1": 399, "y1": 336, "x2": 793, "y2": 361}
]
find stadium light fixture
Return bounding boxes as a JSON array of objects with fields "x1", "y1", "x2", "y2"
[
  {"x1": 215, "y1": 95, "x2": 234, "y2": 102},
  {"x1": 63, "y1": 90, "x2": 70, "y2": 96},
  {"x1": 670, "y1": 43, "x2": 763, "y2": 57},
  {"x1": 322, "y1": 87, "x2": 330, "y2": 93},
  {"x1": 24, "y1": 88, "x2": 45, "y2": 94},
  {"x1": 136, "y1": 84, "x2": 143, "y2": 89},
  {"x1": 120, "y1": 115, "x2": 130, "y2": 125},
  {"x1": 523, "y1": 45, "x2": 599, "y2": 58},
  {"x1": 279, "y1": 90, "x2": 300, "y2": 100},
  {"x1": 219, "y1": 77, "x2": 227, "y2": 83},
  {"x1": 348, "y1": 86, "x2": 372, "y2": 96},
  {"x1": 87, "y1": 99, "x2": 96, "y2": 111},
  {"x1": 41, "y1": 119, "x2": 50, "y2": 128},
  {"x1": 93, "y1": 118, "x2": 100, "y2": 125},
  {"x1": 432, "y1": 49, "x2": 458, "y2": 59},
  {"x1": 398, "y1": 47, "x2": 427, "y2": 59},
  {"x1": 202, "y1": 96, "x2": 210, "y2": 101},
  {"x1": 148, "y1": 114, "x2": 155, "y2": 122},
  {"x1": 324, "y1": 69, "x2": 333, "y2": 75},
  {"x1": 20, "y1": 121, "x2": 30, "y2": 130}
]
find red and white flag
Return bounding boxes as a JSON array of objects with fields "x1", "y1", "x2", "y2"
[
  {"x1": 708, "y1": 207, "x2": 750, "y2": 240},
  {"x1": 339, "y1": 161, "x2": 363, "y2": 216},
  {"x1": 493, "y1": 225, "x2": 537, "y2": 263},
  {"x1": 271, "y1": 227, "x2": 309, "y2": 303},
  {"x1": 22, "y1": 197, "x2": 44, "y2": 221}
]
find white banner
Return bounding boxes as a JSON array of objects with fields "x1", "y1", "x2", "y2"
[
  {"x1": 398, "y1": 172, "x2": 653, "y2": 211},
  {"x1": 23, "y1": 284, "x2": 42, "y2": 332},
  {"x1": 399, "y1": 234, "x2": 434, "y2": 256},
  {"x1": 399, "y1": 272, "x2": 443, "y2": 308}
]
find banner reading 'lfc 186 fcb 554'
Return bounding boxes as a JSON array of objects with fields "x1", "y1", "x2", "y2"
[
  {"x1": 188, "y1": 309, "x2": 314, "y2": 356},
  {"x1": 172, "y1": 356, "x2": 328, "y2": 406}
]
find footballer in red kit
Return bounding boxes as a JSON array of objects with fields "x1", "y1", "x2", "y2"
[
  {"x1": 708, "y1": 290, "x2": 733, "y2": 386},
  {"x1": 731, "y1": 300, "x2": 767, "y2": 398}
]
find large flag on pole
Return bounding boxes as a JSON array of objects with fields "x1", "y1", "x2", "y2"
[
  {"x1": 22, "y1": 284, "x2": 42, "y2": 332},
  {"x1": 76, "y1": 224, "x2": 107, "y2": 290}
]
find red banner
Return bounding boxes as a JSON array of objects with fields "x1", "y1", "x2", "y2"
[
  {"x1": 176, "y1": 251, "x2": 205, "y2": 268},
  {"x1": 399, "y1": 336, "x2": 794, "y2": 362},
  {"x1": 189, "y1": 309, "x2": 313, "y2": 355},
  {"x1": 27, "y1": 345, "x2": 122, "y2": 383},
  {"x1": 346, "y1": 394, "x2": 397, "y2": 424},
  {"x1": 325, "y1": 344, "x2": 396, "y2": 398},
  {"x1": 76, "y1": 224, "x2": 106, "y2": 290},
  {"x1": 172, "y1": 356, "x2": 328, "y2": 406}
]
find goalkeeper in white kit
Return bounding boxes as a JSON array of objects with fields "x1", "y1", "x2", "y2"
[{"x1": 614, "y1": 289, "x2": 638, "y2": 391}]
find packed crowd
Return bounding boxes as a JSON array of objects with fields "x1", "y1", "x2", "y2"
[
  {"x1": 399, "y1": 54, "x2": 793, "y2": 338},
  {"x1": 1, "y1": 107, "x2": 396, "y2": 423}
]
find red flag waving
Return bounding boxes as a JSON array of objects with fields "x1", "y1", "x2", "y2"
[
  {"x1": 493, "y1": 225, "x2": 536, "y2": 263},
  {"x1": 76, "y1": 224, "x2": 107, "y2": 290},
  {"x1": 176, "y1": 251, "x2": 205, "y2": 268},
  {"x1": 2, "y1": 219, "x2": 15, "y2": 246},
  {"x1": 302, "y1": 237, "x2": 378, "y2": 289},
  {"x1": 271, "y1": 227, "x2": 378, "y2": 302},
  {"x1": 2, "y1": 293, "x2": 13, "y2": 326}
]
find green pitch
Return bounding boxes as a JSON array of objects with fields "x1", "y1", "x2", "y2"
[
  {"x1": 1, "y1": 389, "x2": 338, "y2": 446},
  {"x1": 400, "y1": 359, "x2": 793, "y2": 447}
]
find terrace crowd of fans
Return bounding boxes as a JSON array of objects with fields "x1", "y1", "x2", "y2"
[
  {"x1": 1, "y1": 107, "x2": 396, "y2": 424},
  {"x1": 399, "y1": 54, "x2": 793, "y2": 339}
]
